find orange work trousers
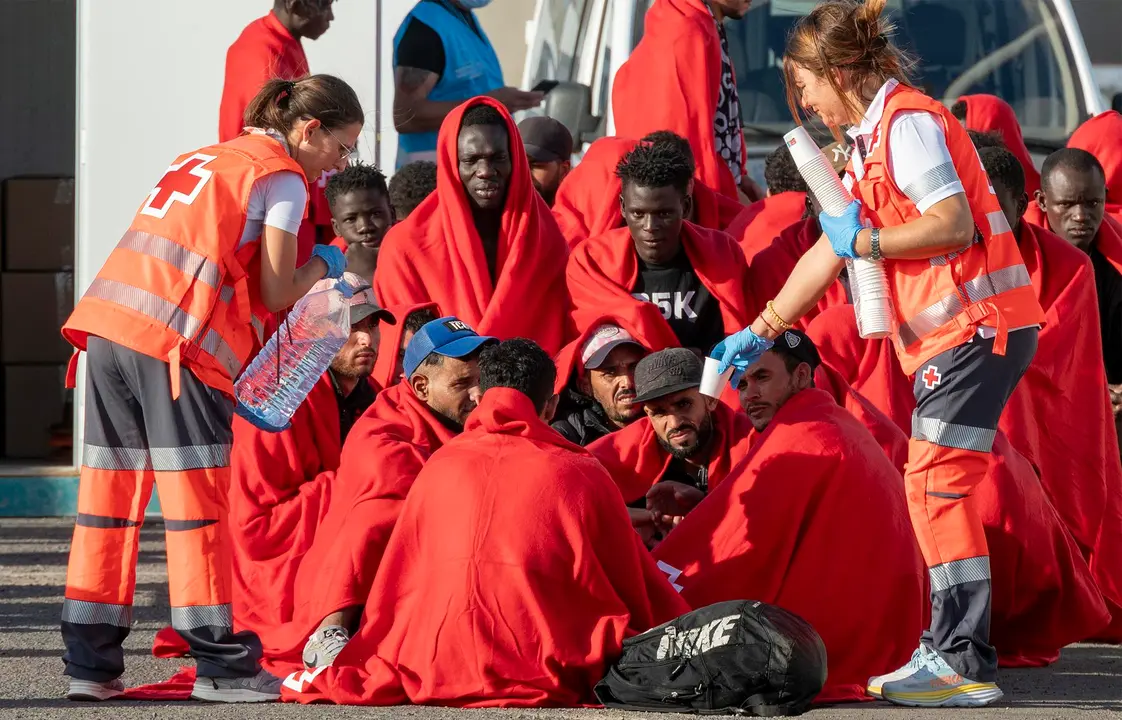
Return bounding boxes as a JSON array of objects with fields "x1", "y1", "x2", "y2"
[{"x1": 61, "y1": 337, "x2": 261, "y2": 682}]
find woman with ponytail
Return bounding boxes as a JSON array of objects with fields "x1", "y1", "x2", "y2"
[
  {"x1": 59, "y1": 74, "x2": 361, "y2": 703},
  {"x1": 713, "y1": 0, "x2": 1044, "y2": 707}
]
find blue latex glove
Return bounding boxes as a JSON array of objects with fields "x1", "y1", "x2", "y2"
[
  {"x1": 312, "y1": 244, "x2": 347, "y2": 279},
  {"x1": 819, "y1": 199, "x2": 864, "y2": 259},
  {"x1": 711, "y1": 328, "x2": 774, "y2": 387}
]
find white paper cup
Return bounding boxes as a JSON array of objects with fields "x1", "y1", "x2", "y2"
[{"x1": 701, "y1": 356, "x2": 735, "y2": 399}]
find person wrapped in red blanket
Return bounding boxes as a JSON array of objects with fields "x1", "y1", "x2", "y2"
[
  {"x1": 552, "y1": 133, "x2": 743, "y2": 249},
  {"x1": 1067, "y1": 110, "x2": 1122, "y2": 222},
  {"x1": 261, "y1": 317, "x2": 496, "y2": 674},
  {"x1": 749, "y1": 216, "x2": 850, "y2": 330},
  {"x1": 567, "y1": 140, "x2": 754, "y2": 358},
  {"x1": 152, "y1": 277, "x2": 393, "y2": 661},
  {"x1": 648, "y1": 341, "x2": 925, "y2": 704},
  {"x1": 323, "y1": 164, "x2": 394, "y2": 285},
  {"x1": 952, "y1": 95, "x2": 1045, "y2": 227},
  {"x1": 986, "y1": 147, "x2": 1122, "y2": 638},
  {"x1": 588, "y1": 349, "x2": 751, "y2": 548},
  {"x1": 612, "y1": 0, "x2": 751, "y2": 200},
  {"x1": 373, "y1": 97, "x2": 569, "y2": 355},
  {"x1": 370, "y1": 303, "x2": 439, "y2": 391},
  {"x1": 219, "y1": 2, "x2": 335, "y2": 262},
  {"x1": 280, "y1": 339, "x2": 689, "y2": 707}
]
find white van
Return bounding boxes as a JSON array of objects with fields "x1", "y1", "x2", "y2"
[{"x1": 522, "y1": 0, "x2": 1106, "y2": 185}]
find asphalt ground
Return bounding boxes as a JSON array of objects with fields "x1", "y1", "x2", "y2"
[{"x1": 2, "y1": 517, "x2": 1120, "y2": 719}]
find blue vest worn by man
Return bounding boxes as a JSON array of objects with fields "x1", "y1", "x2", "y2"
[{"x1": 393, "y1": 0, "x2": 504, "y2": 167}]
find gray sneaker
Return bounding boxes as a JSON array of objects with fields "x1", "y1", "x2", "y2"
[
  {"x1": 67, "y1": 677, "x2": 125, "y2": 701},
  {"x1": 191, "y1": 669, "x2": 282, "y2": 703},
  {"x1": 302, "y1": 625, "x2": 350, "y2": 668}
]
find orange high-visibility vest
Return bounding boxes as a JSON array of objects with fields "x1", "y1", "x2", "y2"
[
  {"x1": 849, "y1": 85, "x2": 1045, "y2": 375},
  {"x1": 63, "y1": 133, "x2": 307, "y2": 397}
]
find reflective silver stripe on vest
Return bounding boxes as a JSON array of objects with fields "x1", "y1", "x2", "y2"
[
  {"x1": 84, "y1": 278, "x2": 202, "y2": 339},
  {"x1": 902, "y1": 161, "x2": 959, "y2": 207},
  {"x1": 986, "y1": 209, "x2": 1012, "y2": 236},
  {"x1": 171, "y1": 603, "x2": 233, "y2": 630},
  {"x1": 897, "y1": 264, "x2": 1032, "y2": 347},
  {"x1": 913, "y1": 416, "x2": 997, "y2": 452},
  {"x1": 929, "y1": 212, "x2": 1012, "y2": 267},
  {"x1": 62, "y1": 598, "x2": 132, "y2": 627},
  {"x1": 83, "y1": 443, "x2": 229, "y2": 471},
  {"x1": 929, "y1": 555, "x2": 990, "y2": 593},
  {"x1": 219, "y1": 285, "x2": 235, "y2": 304},
  {"x1": 200, "y1": 328, "x2": 243, "y2": 378},
  {"x1": 117, "y1": 231, "x2": 221, "y2": 289}
]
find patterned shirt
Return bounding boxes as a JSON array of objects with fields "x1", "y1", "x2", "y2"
[{"x1": 709, "y1": 4, "x2": 743, "y2": 185}]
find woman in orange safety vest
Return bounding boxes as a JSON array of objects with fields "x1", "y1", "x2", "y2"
[
  {"x1": 714, "y1": 0, "x2": 1044, "y2": 708},
  {"x1": 58, "y1": 74, "x2": 362, "y2": 703}
]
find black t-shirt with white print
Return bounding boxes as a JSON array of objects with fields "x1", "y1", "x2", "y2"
[{"x1": 631, "y1": 250, "x2": 725, "y2": 354}]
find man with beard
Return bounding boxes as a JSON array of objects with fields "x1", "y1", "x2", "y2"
[
  {"x1": 518, "y1": 116, "x2": 572, "y2": 207},
  {"x1": 567, "y1": 141, "x2": 754, "y2": 358},
  {"x1": 260, "y1": 317, "x2": 495, "y2": 673},
  {"x1": 648, "y1": 334, "x2": 926, "y2": 703},
  {"x1": 325, "y1": 164, "x2": 394, "y2": 283},
  {"x1": 588, "y1": 348, "x2": 751, "y2": 545},
  {"x1": 375, "y1": 99, "x2": 568, "y2": 354},
  {"x1": 1037, "y1": 149, "x2": 1122, "y2": 391},
  {"x1": 551, "y1": 322, "x2": 651, "y2": 446}
]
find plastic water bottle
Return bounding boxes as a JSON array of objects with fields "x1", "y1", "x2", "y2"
[{"x1": 234, "y1": 279, "x2": 355, "y2": 432}]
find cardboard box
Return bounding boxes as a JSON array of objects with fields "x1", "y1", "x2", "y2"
[
  {"x1": 2, "y1": 177, "x2": 75, "y2": 272},
  {"x1": 1, "y1": 272, "x2": 74, "y2": 363},
  {"x1": 3, "y1": 364, "x2": 70, "y2": 459}
]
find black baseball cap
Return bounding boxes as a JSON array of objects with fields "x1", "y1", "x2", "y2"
[
  {"x1": 633, "y1": 348, "x2": 702, "y2": 404},
  {"x1": 768, "y1": 329, "x2": 821, "y2": 371},
  {"x1": 518, "y1": 116, "x2": 574, "y2": 163}
]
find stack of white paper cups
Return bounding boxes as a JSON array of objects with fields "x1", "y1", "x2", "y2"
[{"x1": 783, "y1": 126, "x2": 894, "y2": 339}]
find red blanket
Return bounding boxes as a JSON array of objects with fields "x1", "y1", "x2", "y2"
[
  {"x1": 652, "y1": 389, "x2": 924, "y2": 703},
  {"x1": 727, "y1": 192, "x2": 809, "y2": 262},
  {"x1": 1068, "y1": 110, "x2": 1122, "y2": 221},
  {"x1": 370, "y1": 301, "x2": 439, "y2": 390},
  {"x1": 806, "y1": 305, "x2": 915, "y2": 434},
  {"x1": 567, "y1": 223, "x2": 755, "y2": 347},
  {"x1": 813, "y1": 363, "x2": 908, "y2": 471},
  {"x1": 612, "y1": 0, "x2": 743, "y2": 199},
  {"x1": 262, "y1": 381, "x2": 458, "y2": 673},
  {"x1": 998, "y1": 222, "x2": 1122, "y2": 628},
  {"x1": 553, "y1": 137, "x2": 636, "y2": 248},
  {"x1": 373, "y1": 97, "x2": 569, "y2": 355},
  {"x1": 553, "y1": 313, "x2": 670, "y2": 394},
  {"x1": 280, "y1": 388, "x2": 690, "y2": 706},
  {"x1": 979, "y1": 433, "x2": 1111, "y2": 666},
  {"x1": 958, "y1": 94, "x2": 1045, "y2": 226},
  {"x1": 748, "y1": 218, "x2": 849, "y2": 327},
  {"x1": 588, "y1": 398, "x2": 752, "y2": 504}
]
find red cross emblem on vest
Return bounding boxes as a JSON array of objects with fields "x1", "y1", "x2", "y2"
[
  {"x1": 140, "y1": 153, "x2": 217, "y2": 219},
  {"x1": 921, "y1": 365, "x2": 942, "y2": 390}
]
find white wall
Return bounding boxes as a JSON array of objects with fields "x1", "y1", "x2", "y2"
[{"x1": 74, "y1": 0, "x2": 409, "y2": 457}]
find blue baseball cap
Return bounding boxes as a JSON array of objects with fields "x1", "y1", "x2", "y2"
[{"x1": 403, "y1": 316, "x2": 497, "y2": 377}]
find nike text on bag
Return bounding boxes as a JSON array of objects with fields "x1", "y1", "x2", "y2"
[{"x1": 595, "y1": 600, "x2": 827, "y2": 716}]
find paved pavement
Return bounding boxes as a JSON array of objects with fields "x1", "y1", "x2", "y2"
[{"x1": 2, "y1": 518, "x2": 1120, "y2": 719}]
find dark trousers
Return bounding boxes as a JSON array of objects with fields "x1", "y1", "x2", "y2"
[
  {"x1": 906, "y1": 328, "x2": 1038, "y2": 682},
  {"x1": 61, "y1": 337, "x2": 261, "y2": 681}
]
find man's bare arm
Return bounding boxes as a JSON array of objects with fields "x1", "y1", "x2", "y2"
[{"x1": 393, "y1": 66, "x2": 462, "y2": 134}]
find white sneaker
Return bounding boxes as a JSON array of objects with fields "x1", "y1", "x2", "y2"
[
  {"x1": 67, "y1": 677, "x2": 125, "y2": 701},
  {"x1": 882, "y1": 650, "x2": 1003, "y2": 707},
  {"x1": 190, "y1": 668, "x2": 282, "y2": 703},
  {"x1": 302, "y1": 625, "x2": 350, "y2": 668},
  {"x1": 867, "y1": 644, "x2": 934, "y2": 698}
]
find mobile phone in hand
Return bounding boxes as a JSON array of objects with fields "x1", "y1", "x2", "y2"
[{"x1": 531, "y1": 80, "x2": 559, "y2": 95}]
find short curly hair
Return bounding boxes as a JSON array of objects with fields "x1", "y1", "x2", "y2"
[
  {"x1": 479, "y1": 338, "x2": 557, "y2": 414},
  {"x1": 388, "y1": 160, "x2": 437, "y2": 219},
  {"x1": 324, "y1": 163, "x2": 389, "y2": 209},
  {"x1": 763, "y1": 144, "x2": 807, "y2": 195},
  {"x1": 979, "y1": 146, "x2": 1025, "y2": 197},
  {"x1": 616, "y1": 140, "x2": 693, "y2": 196}
]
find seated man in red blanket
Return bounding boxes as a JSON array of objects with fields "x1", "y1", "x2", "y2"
[
  {"x1": 225, "y1": 278, "x2": 395, "y2": 661},
  {"x1": 1067, "y1": 110, "x2": 1122, "y2": 222},
  {"x1": 726, "y1": 145, "x2": 811, "y2": 262},
  {"x1": 568, "y1": 141, "x2": 754, "y2": 356},
  {"x1": 260, "y1": 317, "x2": 495, "y2": 673},
  {"x1": 280, "y1": 339, "x2": 689, "y2": 707},
  {"x1": 648, "y1": 341, "x2": 925, "y2": 703},
  {"x1": 589, "y1": 348, "x2": 751, "y2": 545},
  {"x1": 325, "y1": 164, "x2": 394, "y2": 284},
  {"x1": 551, "y1": 321, "x2": 653, "y2": 446},
  {"x1": 374, "y1": 98, "x2": 569, "y2": 355},
  {"x1": 370, "y1": 304, "x2": 439, "y2": 390}
]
